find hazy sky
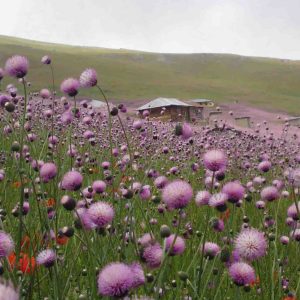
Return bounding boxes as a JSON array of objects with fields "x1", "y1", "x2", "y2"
[{"x1": 1, "y1": 0, "x2": 300, "y2": 59}]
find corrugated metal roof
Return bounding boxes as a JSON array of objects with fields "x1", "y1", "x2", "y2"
[
  {"x1": 235, "y1": 116, "x2": 250, "y2": 120},
  {"x1": 287, "y1": 117, "x2": 300, "y2": 121},
  {"x1": 91, "y1": 100, "x2": 106, "y2": 108},
  {"x1": 191, "y1": 99, "x2": 212, "y2": 103},
  {"x1": 137, "y1": 97, "x2": 192, "y2": 110}
]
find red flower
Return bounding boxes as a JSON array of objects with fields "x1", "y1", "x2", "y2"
[
  {"x1": 8, "y1": 252, "x2": 36, "y2": 274},
  {"x1": 56, "y1": 235, "x2": 69, "y2": 245},
  {"x1": 220, "y1": 208, "x2": 230, "y2": 221}
]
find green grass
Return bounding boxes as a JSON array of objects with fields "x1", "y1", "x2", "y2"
[{"x1": 0, "y1": 35, "x2": 300, "y2": 113}]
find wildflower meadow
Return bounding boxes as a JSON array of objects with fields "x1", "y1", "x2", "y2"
[{"x1": 0, "y1": 54, "x2": 299, "y2": 300}]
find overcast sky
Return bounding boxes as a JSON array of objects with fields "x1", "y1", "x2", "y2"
[{"x1": 1, "y1": 0, "x2": 300, "y2": 59}]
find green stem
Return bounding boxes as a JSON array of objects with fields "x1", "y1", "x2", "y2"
[{"x1": 16, "y1": 78, "x2": 28, "y2": 263}]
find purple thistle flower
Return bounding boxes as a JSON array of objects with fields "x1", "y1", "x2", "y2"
[
  {"x1": 0, "y1": 170, "x2": 5, "y2": 182},
  {"x1": 272, "y1": 179, "x2": 284, "y2": 190},
  {"x1": 79, "y1": 68, "x2": 98, "y2": 88},
  {"x1": 255, "y1": 200, "x2": 265, "y2": 209},
  {"x1": 48, "y1": 135, "x2": 59, "y2": 145},
  {"x1": 83, "y1": 130, "x2": 94, "y2": 139},
  {"x1": 222, "y1": 181, "x2": 245, "y2": 203},
  {"x1": 289, "y1": 168, "x2": 300, "y2": 187},
  {"x1": 280, "y1": 236, "x2": 289, "y2": 245},
  {"x1": 154, "y1": 176, "x2": 168, "y2": 189},
  {"x1": 181, "y1": 123, "x2": 193, "y2": 140},
  {"x1": 287, "y1": 202, "x2": 300, "y2": 220},
  {"x1": 101, "y1": 161, "x2": 110, "y2": 169},
  {"x1": 260, "y1": 186, "x2": 279, "y2": 202},
  {"x1": 87, "y1": 202, "x2": 114, "y2": 228},
  {"x1": 39, "y1": 162, "x2": 57, "y2": 183},
  {"x1": 75, "y1": 208, "x2": 96, "y2": 230},
  {"x1": 0, "y1": 280, "x2": 19, "y2": 300},
  {"x1": 142, "y1": 243, "x2": 163, "y2": 268},
  {"x1": 258, "y1": 160, "x2": 272, "y2": 172},
  {"x1": 22, "y1": 201, "x2": 30, "y2": 215},
  {"x1": 0, "y1": 68, "x2": 4, "y2": 81},
  {"x1": 112, "y1": 148, "x2": 119, "y2": 157},
  {"x1": 0, "y1": 231, "x2": 14, "y2": 257},
  {"x1": 291, "y1": 228, "x2": 300, "y2": 241},
  {"x1": 234, "y1": 228, "x2": 267, "y2": 261},
  {"x1": 0, "y1": 95, "x2": 10, "y2": 107},
  {"x1": 61, "y1": 171, "x2": 83, "y2": 191},
  {"x1": 139, "y1": 185, "x2": 151, "y2": 200},
  {"x1": 138, "y1": 233, "x2": 154, "y2": 247},
  {"x1": 203, "y1": 149, "x2": 227, "y2": 172},
  {"x1": 5, "y1": 55, "x2": 29, "y2": 78},
  {"x1": 142, "y1": 110, "x2": 150, "y2": 117},
  {"x1": 92, "y1": 180, "x2": 106, "y2": 194},
  {"x1": 229, "y1": 262, "x2": 256, "y2": 286},
  {"x1": 43, "y1": 109, "x2": 53, "y2": 118},
  {"x1": 208, "y1": 193, "x2": 228, "y2": 212},
  {"x1": 165, "y1": 234, "x2": 185, "y2": 256},
  {"x1": 195, "y1": 190, "x2": 211, "y2": 206},
  {"x1": 210, "y1": 218, "x2": 225, "y2": 232},
  {"x1": 60, "y1": 78, "x2": 80, "y2": 97},
  {"x1": 202, "y1": 242, "x2": 221, "y2": 259},
  {"x1": 231, "y1": 249, "x2": 242, "y2": 264},
  {"x1": 97, "y1": 262, "x2": 135, "y2": 297},
  {"x1": 133, "y1": 120, "x2": 143, "y2": 130},
  {"x1": 40, "y1": 88, "x2": 51, "y2": 99},
  {"x1": 162, "y1": 180, "x2": 193, "y2": 210},
  {"x1": 36, "y1": 249, "x2": 56, "y2": 268},
  {"x1": 41, "y1": 55, "x2": 51, "y2": 65},
  {"x1": 129, "y1": 263, "x2": 145, "y2": 288},
  {"x1": 175, "y1": 123, "x2": 193, "y2": 140},
  {"x1": 61, "y1": 110, "x2": 73, "y2": 125}
]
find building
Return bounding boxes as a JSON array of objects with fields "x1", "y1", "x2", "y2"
[
  {"x1": 208, "y1": 110, "x2": 223, "y2": 124},
  {"x1": 90, "y1": 99, "x2": 106, "y2": 108},
  {"x1": 235, "y1": 116, "x2": 251, "y2": 128},
  {"x1": 184, "y1": 99, "x2": 214, "y2": 119},
  {"x1": 190, "y1": 99, "x2": 214, "y2": 107},
  {"x1": 287, "y1": 117, "x2": 300, "y2": 127},
  {"x1": 137, "y1": 97, "x2": 197, "y2": 121}
]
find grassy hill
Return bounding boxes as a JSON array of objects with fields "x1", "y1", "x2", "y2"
[{"x1": 0, "y1": 35, "x2": 300, "y2": 114}]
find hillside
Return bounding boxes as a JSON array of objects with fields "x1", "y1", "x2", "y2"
[{"x1": 0, "y1": 35, "x2": 300, "y2": 114}]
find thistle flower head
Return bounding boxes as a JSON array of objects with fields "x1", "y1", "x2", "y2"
[
  {"x1": 79, "y1": 68, "x2": 98, "y2": 88},
  {"x1": 61, "y1": 171, "x2": 83, "y2": 191},
  {"x1": 97, "y1": 262, "x2": 138, "y2": 297},
  {"x1": 234, "y1": 228, "x2": 267, "y2": 261},
  {"x1": 41, "y1": 55, "x2": 51, "y2": 65},
  {"x1": 203, "y1": 149, "x2": 227, "y2": 172},
  {"x1": 87, "y1": 202, "x2": 114, "y2": 228},
  {"x1": 229, "y1": 262, "x2": 256, "y2": 286},
  {"x1": 60, "y1": 78, "x2": 80, "y2": 97},
  {"x1": 0, "y1": 280, "x2": 19, "y2": 300},
  {"x1": 260, "y1": 186, "x2": 279, "y2": 202},
  {"x1": 222, "y1": 181, "x2": 245, "y2": 203},
  {"x1": 5, "y1": 55, "x2": 29, "y2": 78},
  {"x1": 165, "y1": 234, "x2": 185, "y2": 256},
  {"x1": 162, "y1": 180, "x2": 193, "y2": 209},
  {"x1": 202, "y1": 242, "x2": 221, "y2": 259},
  {"x1": 40, "y1": 88, "x2": 51, "y2": 99},
  {"x1": 36, "y1": 249, "x2": 56, "y2": 268},
  {"x1": 142, "y1": 242, "x2": 163, "y2": 268},
  {"x1": 0, "y1": 231, "x2": 14, "y2": 257},
  {"x1": 39, "y1": 162, "x2": 57, "y2": 183},
  {"x1": 195, "y1": 190, "x2": 211, "y2": 206}
]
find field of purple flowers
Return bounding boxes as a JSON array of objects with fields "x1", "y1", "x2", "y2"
[{"x1": 0, "y1": 55, "x2": 299, "y2": 299}]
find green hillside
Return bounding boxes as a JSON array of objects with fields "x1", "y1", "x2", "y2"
[{"x1": 0, "y1": 35, "x2": 299, "y2": 113}]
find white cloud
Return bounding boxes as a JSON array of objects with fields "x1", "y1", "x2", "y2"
[{"x1": 0, "y1": 0, "x2": 299, "y2": 59}]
